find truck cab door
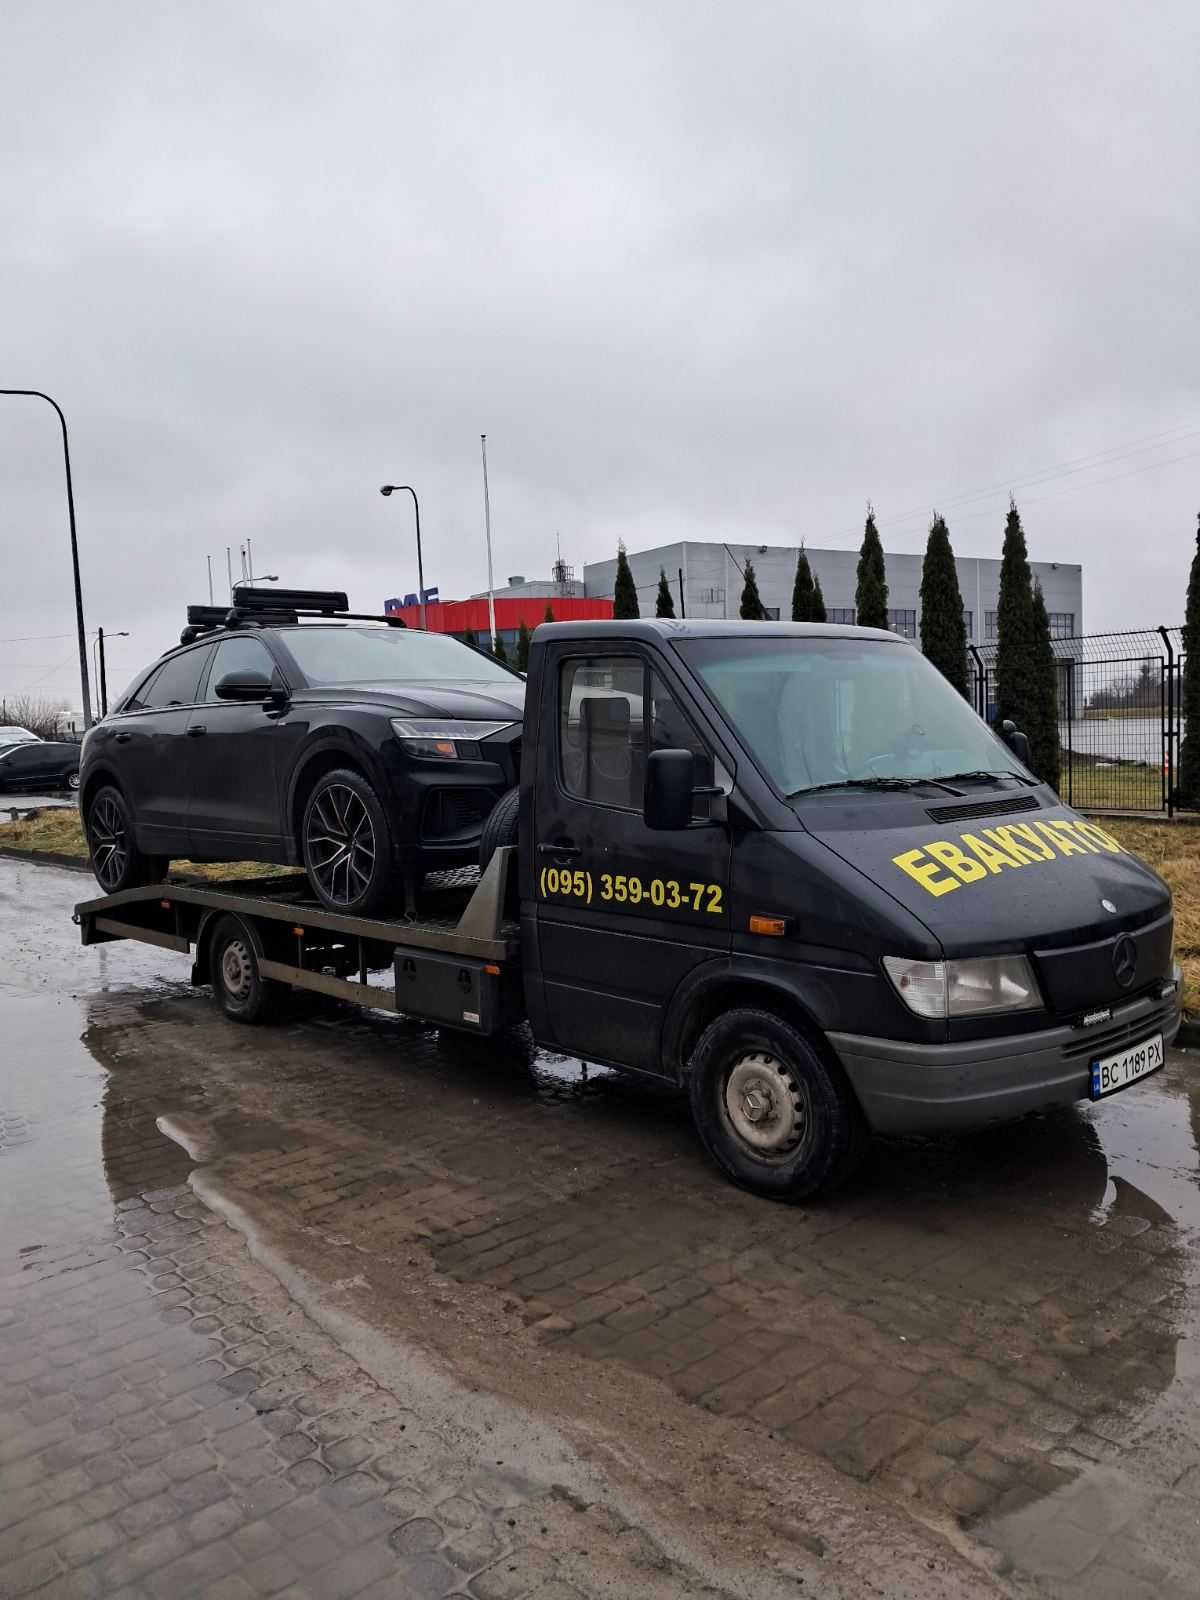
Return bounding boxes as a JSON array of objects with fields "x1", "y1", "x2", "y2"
[{"x1": 531, "y1": 646, "x2": 732, "y2": 1073}]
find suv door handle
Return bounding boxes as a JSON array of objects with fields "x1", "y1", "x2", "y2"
[
  {"x1": 538, "y1": 840, "x2": 581, "y2": 858},
  {"x1": 186, "y1": 725, "x2": 207, "y2": 738}
]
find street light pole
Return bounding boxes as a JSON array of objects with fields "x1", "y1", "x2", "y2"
[
  {"x1": 378, "y1": 485, "x2": 426, "y2": 629},
  {"x1": 480, "y1": 435, "x2": 497, "y2": 648},
  {"x1": 1, "y1": 390, "x2": 92, "y2": 727}
]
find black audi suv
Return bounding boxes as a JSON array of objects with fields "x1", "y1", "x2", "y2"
[{"x1": 78, "y1": 589, "x2": 524, "y2": 913}]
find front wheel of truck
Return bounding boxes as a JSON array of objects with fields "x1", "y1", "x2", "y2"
[{"x1": 687, "y1": 1007, "x2": 863, "y2": 1201}]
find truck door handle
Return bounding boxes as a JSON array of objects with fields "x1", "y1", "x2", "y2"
[
  {"x1": 186, "y1": 725, "x2": 207, "y2": 738},
  {"x1": 538, "y1": 840, "x2": 581, "y2": 858},
  {"x1": 114, "y1": 731, "x2": 132, "y2": 744}
]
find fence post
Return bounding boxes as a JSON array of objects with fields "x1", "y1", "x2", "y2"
[
  {"x1": 1159, "y1": 625, "x2": 1175, "y2": 819},
  {"x1": 1065, "y1": 659, "x2": 1074, "y2": 808},
  {"x1": 968, "y1": 645, "x2": 985, "y2": 719}
]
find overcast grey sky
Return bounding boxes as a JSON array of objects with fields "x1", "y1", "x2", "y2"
[{"x1": 2, "y1": 1, "x2": 1198, "y2": 709}]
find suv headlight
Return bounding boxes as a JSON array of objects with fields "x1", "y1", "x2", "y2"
[
  {"x1": 390, "y1": 718, "x2": 514, "y2": 760},
  {"x1": 883, "y1": 954, "x2": 1041, "y2": 1019}
]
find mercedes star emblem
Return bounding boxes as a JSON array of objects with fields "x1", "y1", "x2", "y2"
[{"x1": 1112, "y1": 935, "x2": 1137, "y2": 989}]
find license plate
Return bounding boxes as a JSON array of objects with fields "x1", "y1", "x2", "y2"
[{"x1": 1090, "y1": 1033, "x2": 1164, "y2": 1101}]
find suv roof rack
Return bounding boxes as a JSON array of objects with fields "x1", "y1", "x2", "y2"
[{"x1": 179, "y1": 586, "x2": 408, "y2": 645}]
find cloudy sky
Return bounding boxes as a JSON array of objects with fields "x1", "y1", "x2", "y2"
[{"x1": 3, "y1": 1, "x2": 1198, "y2": 712}]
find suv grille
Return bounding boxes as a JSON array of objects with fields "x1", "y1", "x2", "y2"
[{"x1": 926, "y1": 794, "x2": 1040, "y2": 823}]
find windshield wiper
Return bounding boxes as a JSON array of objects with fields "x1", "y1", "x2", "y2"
[
  {"x1": 930, "y1": 769, "x2": 1037, "y2": 788},
  {"x1": 788, "y1": 776, "x2": 962, "y2": 798}
]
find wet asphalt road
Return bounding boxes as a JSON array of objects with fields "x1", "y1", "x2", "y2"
[{"x1": 4, "y1": 857, "x2": 1200, "y2": 1598}]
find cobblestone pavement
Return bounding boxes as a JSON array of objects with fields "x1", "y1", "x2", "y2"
[{"x1": 5, "y1": 859, "x2": 1200, "y2": 1597}]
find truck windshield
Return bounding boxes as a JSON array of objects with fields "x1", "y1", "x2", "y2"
[
  {"x1": 280, "y1": 627, "x2": 518, "y2": 686},
  {"x1": 677, "y1": 636, "x2": 1028, "y2": 796}
]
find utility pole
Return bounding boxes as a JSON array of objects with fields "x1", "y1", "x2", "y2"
[{"x1": 480, "y1": 434, "x2": 497, "y2": 648}]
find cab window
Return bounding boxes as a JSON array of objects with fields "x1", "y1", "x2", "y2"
[
  {"x1": 204, "y1": 637, "x2": 278, "y2": 701},
  {"x1": 559, "y1": 657, "x2": 714, "y2": 815}
]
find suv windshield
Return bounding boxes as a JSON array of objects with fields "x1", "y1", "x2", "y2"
[
  {"x1": 280, "y1": 627, "x2": 518, "y2": 686},
  {"x1": 678, "y1": 636, "x2": 1028, "y2": 796}
]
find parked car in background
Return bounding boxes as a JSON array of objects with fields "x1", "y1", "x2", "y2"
[
  {"x1": 0, "y1": 725, "x2": 41, "y2": 744},
  {"x1": 79, "y1": 588, "x2": 525, "y2": 913},
  {"x1": 0, "y1": 740, "x2": 81, "y2": 793}
]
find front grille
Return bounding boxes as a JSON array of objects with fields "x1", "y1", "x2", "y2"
[
  {"x1": 1060, "y1": 997, "x2": 1173, "y2": 1060},
  {"x1": 422, "y1": 789, "x2": 494, "y2": 841},
  {"x1": 925, "y1": 794, "x2": 1041, "y2": 823}
]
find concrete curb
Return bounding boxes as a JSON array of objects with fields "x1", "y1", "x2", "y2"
[{"x1": 0, "y1": 844, "x2": 209, "y2": 885}]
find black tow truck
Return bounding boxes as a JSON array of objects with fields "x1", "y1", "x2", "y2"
[{"x1": 76, "y1": 619, "x2": 1181, "y2": 1200}]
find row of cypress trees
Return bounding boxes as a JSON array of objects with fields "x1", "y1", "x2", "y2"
[
  {"x1": 608, "y1": 504, "x2": 1064, "y2": 787},
  {"x1": 480, "y1": 604, "x2": 556, "y2": 669}
]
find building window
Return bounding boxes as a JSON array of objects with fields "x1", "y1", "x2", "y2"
[
  {"x1": 698, "y1": 586, "x2": 725, "y2": 605},
  {"x1": 964, "y1": 610, "x2": 973, "y2": 640},
  {"x1": 762, "y1": 606, "x2": 781, "y2": 621},
  {"x1": 985, "y1": 610, "x2": 998, "y2": 640},
  {"x1": 828, "y1": 607, "x2": 856, "y2": 625},
  {"x1": 1047, "y1": 612, "x2": 1075, "y2": 639},
  {"x1": 887, "y1": 609, "x2": 917, "y2": 639}
]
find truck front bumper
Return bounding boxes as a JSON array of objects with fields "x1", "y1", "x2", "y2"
[{"x1": 829, "y1": 984, "x2": 1181, "y2": 1134}]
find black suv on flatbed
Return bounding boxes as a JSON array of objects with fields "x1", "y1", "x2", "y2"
[{"x1": 79, "y1": 588, "x2": 524, "y2": 912}]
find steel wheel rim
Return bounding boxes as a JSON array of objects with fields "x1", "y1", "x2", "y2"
[
  {"x1": 305, "y1": 784, "x2": 377, "y2": 906},
  {"x1": 221, "y1": 939, "x2": 254, "y2": 1000},
  {"x1": 67, "y1": 771, "x2": 80, "y2": 791},
  {"x1": 89, "y1": 795, "x2": 129, "y2": 890},
  {"x1": 723, "y1": 1052, "x2": 811, "y2": 1159}
]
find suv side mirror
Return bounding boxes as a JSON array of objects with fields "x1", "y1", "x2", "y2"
[
  {"x1": 645, "y1": 748, "x2": 695, "y2": 831},
  {"x1": 999, "y1": 719, "x2": 1031, "y2": 765},
  {"x1": 214, "y1": 669, "x2": 274, "y2": 702}
]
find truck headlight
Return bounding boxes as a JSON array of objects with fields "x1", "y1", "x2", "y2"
[
  {"x1": 390, "y1": 718, "x2": 514, "y2": 760},
  {"x1": 883, "y1": 954, "x2": 1042, "y2": 1019}
]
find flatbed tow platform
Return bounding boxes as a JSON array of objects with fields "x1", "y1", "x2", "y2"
[{"x1": 74, "y1": 848, "x2": 521, "y2": 1033}]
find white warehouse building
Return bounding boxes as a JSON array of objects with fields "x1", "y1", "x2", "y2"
[{"x1": 583, "y1": 541, "x2": 1083, "y2": 645}]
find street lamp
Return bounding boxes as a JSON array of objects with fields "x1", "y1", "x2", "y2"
[
  {"x1": 379, "y1": 485, "x2": 426, "y2": 630},
  {"x1": 92, "y1": 630, "x2": 129, "y2": 718},
  {"x1": 1, "y1": 390, "x2": 92, "y2": 726}
]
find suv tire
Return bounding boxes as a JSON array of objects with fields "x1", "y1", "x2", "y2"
[
  {"x1": 301, "y1": 767, "x2": 398, "y2": 915},
  {"x1": 687, "y1": 1007, "x2": 863, "y2": 1201},
  {"x1": 85, "y1": 784, "x2": 168, "y2": 893},
  {"x1": 478, "y1": 786, "x2": 520, "y2": 871}
]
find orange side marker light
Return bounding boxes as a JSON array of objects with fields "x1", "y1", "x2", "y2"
[{"x1": 749, "y1": 915, "x2": 788, "y2": 937}]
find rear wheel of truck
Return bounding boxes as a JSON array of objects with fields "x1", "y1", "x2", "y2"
[
  {"x1": 209, "y1": 914, "x2": 286, "y2": 1024},
  {"x1": 687, "y1": 1007, "x2": 863, "y2": 1201}
]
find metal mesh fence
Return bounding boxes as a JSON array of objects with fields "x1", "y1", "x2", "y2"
[{"x1": 969, "y1": 627, "x2": 1185, "y2": 815}]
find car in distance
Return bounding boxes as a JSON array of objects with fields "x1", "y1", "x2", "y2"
[
  {"x1": 78, "y1": 589, "x2": 524, "y2": 914},
  {"x1": 0, "y1": 725, "x2": 41, "y2": 744},
  {"x1": 0, "y1": 740, "x2": 81, "y2": 793}
]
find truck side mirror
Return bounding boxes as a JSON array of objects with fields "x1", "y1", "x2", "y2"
[
  {"x1": 644, "y1": 749, "x2": 695, "y2": 831},
  {"x1": 999, "y1": 719, "x2": 1031, "y2": 765}
]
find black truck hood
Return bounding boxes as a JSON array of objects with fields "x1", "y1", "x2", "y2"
[
  {"x1": 296, "y1": 680, "x2": 525, "y2": 720},
  {"x1": 800, "y1": 798, "x2": 1173, "y2": 1014}
]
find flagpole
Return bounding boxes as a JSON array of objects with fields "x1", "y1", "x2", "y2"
[{"x1": 480, "y1": 434, "x2": 497, "y2": 647}]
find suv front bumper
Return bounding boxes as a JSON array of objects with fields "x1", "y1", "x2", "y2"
[{"x1": 829, "y1": 983, "x2": 1181, "y2": 1134}]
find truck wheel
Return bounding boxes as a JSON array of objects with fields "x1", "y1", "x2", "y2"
[
  {"x1": 687, "y1": 1008, "x2": 861, "y2": 1201},
  {"x1": 85, "y1": 784, "x2": 168, "y2": 893},
  {"x1": 478, "y1": 786, "x2": 519, "y2": 871},
  {"x1": 209, "y1": 914, "x2": 285, "y2": 1024},
  {"x1": 301, "y1": 768, "x2": 398, "y2": 915}
]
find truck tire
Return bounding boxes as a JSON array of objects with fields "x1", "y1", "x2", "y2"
[
  {"x1": 85, "y1": 784, "x2": 168, "y2": 893},
  {"x1": 301, "y1": 768, "x2": 398, "y2": 915},
  {"x1": 687, "y1": 1007, "x2": 862, "y2": 1201},
  {"x1": 478, "y1": 786, "x2": 520, "y2": 871},
  {"x1": 209, "y1": 914, "x2": 286, "y2": 1024}
]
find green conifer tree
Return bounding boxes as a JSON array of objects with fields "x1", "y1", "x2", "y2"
[
  {"x1": 492, "y1": 633, "x2": 509, "y2": 665},
  {"x1": 994, "y1": 499, "x2": 1040, "y2": 748},
  {"x1": 919, "y1": 514, "x2": 969, "y2": 697},
  {"x1": 1029, "y1": 582, "x2": 1062, "y2": 789},
  {"x1": 791, "y1": 546, "x2": 815, "y2": 621},
  {"x1": 811, "y1": 574, "x2": 827, "y2": 623},
  {"x1": 613, "y1": 542, "x2": 640, "y2": 618},
  {"x1": 1177, "y1": 515, "x2": 1200, "y2": 805},
  {"x1": 543, "y1": 603, "x2": 555, "y2": 624},
  {"x1": 463, "y1": 628, "x2": 478, "y2": 649},
  {"x1": 739, "y1": 558, "x2": 766, "y2": 620},
  {"x1": 655, "y1": 568, "x2": 676, "y2": 618},
  {"x1": 855, "y1": 507, "x2": 889, "y2": 629},
  {"x1": 516, "y1": 619, "x2": 532, "y2": 672}
]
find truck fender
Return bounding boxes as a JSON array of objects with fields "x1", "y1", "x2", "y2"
[
  {"x1": 191, "y1": 906, "x2": 268, "y2": 987},
  {"x1": 661, "y1": 955, "x2": 842, "y2": 1084}
]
